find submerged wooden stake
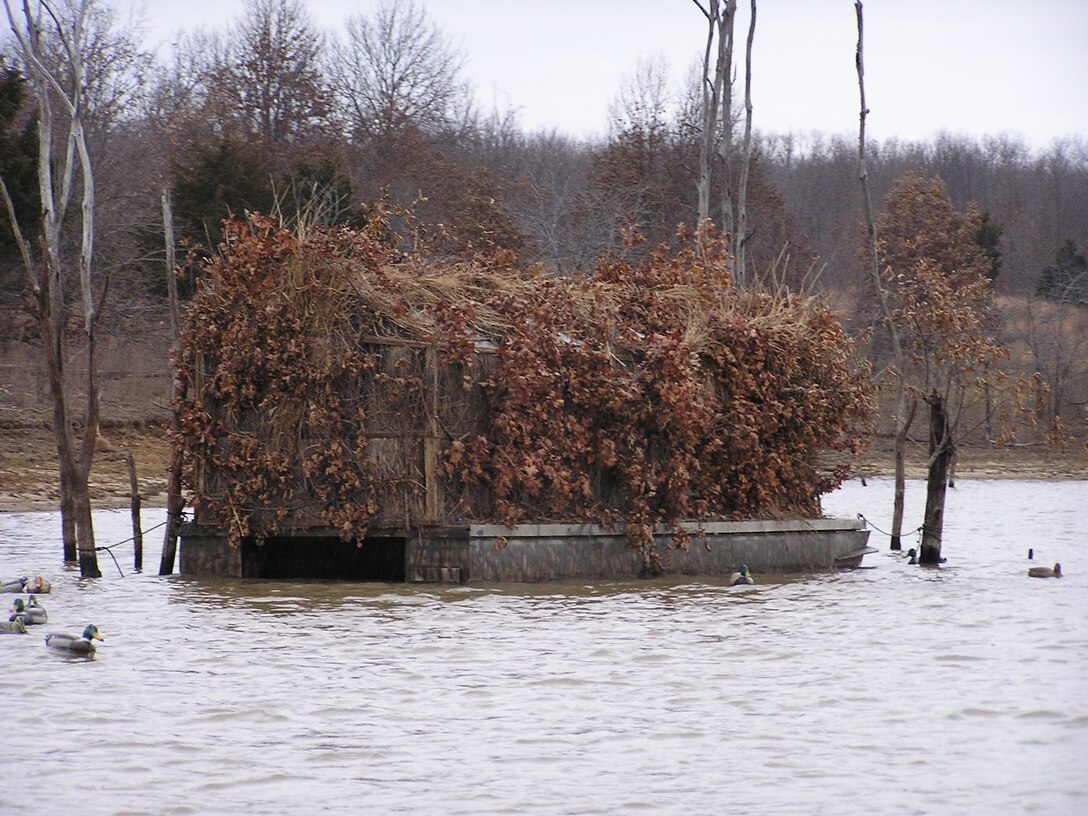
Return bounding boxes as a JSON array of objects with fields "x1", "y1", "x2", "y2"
[
  {"x1": 127, "y1": 450, "x2": 143, "y2": 570},
  {"x1": 159, "y1": 186, "x2": 184, "y2": 575}
]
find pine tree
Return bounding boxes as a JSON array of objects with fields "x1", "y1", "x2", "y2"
[
  {"x1": 1036, "y1": 238, "x2": 1088, "y2": 305},
  {"x1": 0, "y1": 65, "x2": 39, "y2": 263}
]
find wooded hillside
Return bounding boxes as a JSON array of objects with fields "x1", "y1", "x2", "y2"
[{"x1": 2, "y1": 0, "x2": 1086, "y2": 434}]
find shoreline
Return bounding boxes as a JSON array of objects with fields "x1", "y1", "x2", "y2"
[{"x1": 2, "y1": 426, "x2": 1086, "y2": 515}]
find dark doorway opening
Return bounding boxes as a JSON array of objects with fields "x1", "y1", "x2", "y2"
[{"x1": 241, "y1": 536, "x2": 406, "y2": 581}]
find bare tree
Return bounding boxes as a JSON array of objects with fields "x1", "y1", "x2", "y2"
[
  {"x1": 733, "y1": 0, "x2": 755, "y2": 286},
  {"x1": 714, "y1": 2, "x2": 736, "y2": 243},
  {"x1": 65, "y1": 0, "x2": 148, "y2": 133},
  {"x1": 691, "y1": 0, "x2": 759, "y2": 285},
  {"x1": 67, "y1": 1, "x2": 154, "y2": 299},
  {"x1": 1004, "y1": 294, "x2": 1088, "y2": 429},
  {"x1": 328, "y1": 0, "x2": 469, "y2": 143},
  {"x1": 592, "y1": 54, "x2": 691, "y2": 250},
  {"x1": 2, "y1": 0, "x2": 102, "y2": 575},
  {"x1": 691, "y1": 0, "x2": 732, "y2": 225},
  {"x1": 501, "y1": 130, "x2": 592, "y2": 274},
  {"x1": 608, "y1": 55, "x2": 671, "y2": 141},
  {"x1": 233, "y1": 0, "x2": 328, "y2": 148},
  {"x1": 146, "y1": 28, "x2": 236, "y2": 144},
  {"x1": 855, "y1": 0, "x2": 911, "y2": 551}
]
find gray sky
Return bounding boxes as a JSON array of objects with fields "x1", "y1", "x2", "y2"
[{"x1": 123, "y1": 0, "x2": 1088, "y2": 149}]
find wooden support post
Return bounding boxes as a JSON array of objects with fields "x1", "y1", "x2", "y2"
[
  {"x1": 159, "y1": 186, "x2": 185, "y2": 575},
  {"x1": 160, "y1": 372, "x2": 187, "y2": 575},
  {"x1": 423, "y1": 346, "x2": 441, "y2": 523},
  {"x1": 127, "y1": 451, "x2": 143, "y2": 571}
]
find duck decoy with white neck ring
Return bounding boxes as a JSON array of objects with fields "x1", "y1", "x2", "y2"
[
  {"x1": 730, "y1": 564, "x2": 755, "y2": 586},
  {"x1": 44, "y1": 625, "x2": 103, "y2": 655}
]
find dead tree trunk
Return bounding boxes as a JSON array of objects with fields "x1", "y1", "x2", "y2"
[
  {"x1": 855, "y1": 1, "x2": 910, "y2": 550},
  {"x1": 75, "y1": 303, "x2": 102, "y2": 577},
  {"x1": 716, "y1": 1, "x2": 738, "y2": 245},
  {"x1": 920, "y1": 390, "x2": 954, "y2": 565},
  {"x1": 734, "y1": 0, "x2": 756, "y2": 287},
  {"x1": 889, "y1": 396, "x2": 916, "y2": 550},
  {"x1": 127, "y1": 451, "x2": 142, "y2": 571},
  {"x1": 3, "y1": 0, "x2": 102, "y2": 576},
  {"x1": 693, "y1": 0, "x2": 726, "y2": 223},
  {"x1": 160, "y1": 187, "x2": 186, "y2": 575}
]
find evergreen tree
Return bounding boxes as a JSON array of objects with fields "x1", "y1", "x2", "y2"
[
  {"x1": 976, "y1": 210, "x2": 1003, "y2": 281},
  {"x1": 0, "y1": 65, "x2": 39, "y2": 266},
  {"x1": 1036, "y1": 238, "x2": 1088, "y2": 304},
  {"x1": 172, "y1": 135, "x2": 277, "y2": 246}
]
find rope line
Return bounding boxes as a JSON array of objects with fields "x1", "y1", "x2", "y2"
[
  {"x1": 100, "y1": 546, "x2": 123, "y2": 578},
  {"x1": 95, "y1": 520, "x2": 168, "y2": 553},
  {"x1": 93, "y1": 518, "x2": 175, "y2": 578},
  {"x1": 856, "y1": 513, "x2": 923, "y2": 540}
]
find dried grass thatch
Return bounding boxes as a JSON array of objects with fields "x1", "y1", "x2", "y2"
[{"x1": 176, "y1": 214, "x2": 874, "y2": 561}]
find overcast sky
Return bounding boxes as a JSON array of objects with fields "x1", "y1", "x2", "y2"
[{"x1": 121, "y1": 0, "x2": 1088, "y2": 150}]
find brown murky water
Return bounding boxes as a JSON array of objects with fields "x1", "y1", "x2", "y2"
[{"x1": 2, "y1": 478, "x2": 1085, "y2": 815}]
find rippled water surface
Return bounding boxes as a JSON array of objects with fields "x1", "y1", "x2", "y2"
[{"x1": 2, "y1": 478, "x2": 1085, "y2": 815}]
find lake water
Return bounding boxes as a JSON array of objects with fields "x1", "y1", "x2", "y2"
[{"x1": 1, "y1": 478, "x2": 1085, "y2": 815}]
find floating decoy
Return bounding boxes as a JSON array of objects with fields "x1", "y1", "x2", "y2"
[
  {"x1": 907, "y1": 548, "x2": 918, "y2": 565},
  {"x1": 44, "y1": 625, "x2": 102, "y2": 655},
  {"x1": 1, "y1": 576, "x2": 51, "y2": 594},
  {"x1": 0, "y1": 616, "x2": 28, "y2": 635},
  {"x1": 1028, "y1": 548, "x2": 1034, "y2": 560},
  {"x1": 1028, "y1": 563, "x2": 1062, "y2": 579},
  {"x1": 730, "y1": 564, "x2": 755, "y2": 586},
  {"x1": 24, "y1": 576, "x2": 51, "y2": 594},
  {"x1": 9, "y1": 597, "x2": 47, "y2": 625}
]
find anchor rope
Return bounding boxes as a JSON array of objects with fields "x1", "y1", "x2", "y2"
[
  {"x1": 856, "y1": 513, "x2": 924, "y2": 540},
  {"x1": 99, "y1": 545, "x2": 123, "y2": 577},
  {"x1": 95, "y1": 520, "x2": 168, "y2": 553},
  {"x1": 93, "y1": 517, "x2": 176, "y2": 577}
]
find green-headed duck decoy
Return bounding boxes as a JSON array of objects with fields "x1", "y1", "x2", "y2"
[
  {"x1": 1028, "y1": 563, "x2": 1061, "y2": 578},
  {"x1": 45, "y1": 625, "x2": 102, "y2": 655},
  {"x1": 0, "y1": 616, "x2": 28, "y2": 635},
  {"x1": 730, "y1": 564, "x2": 755, "y2": 586},
  {"x1": 9, "y1": 596, "x2": 47, "y2": 625}
]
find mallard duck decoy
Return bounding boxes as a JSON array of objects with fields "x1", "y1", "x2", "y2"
[
  {"x1": 9, "y1": 597, "x2": 47, "y2": 625},
  {"x1": 730, "y1": 564, "x2": 755, "y2": 586},
  {"x1": 1028, "y1": 563, "x2": 1062, "y2": 578},
  {"x1": 1, "y1": 576, "x2": 51, "y2": 594},
  {"x1": 0, "y1": 616, "x2": 28, "y2": 635},
  {"x1": 24, "y1": 576, "x2": 51, "y2": 594},
  {"x1": 44, "y1": 625, "x2": 102, "y2": 654}
]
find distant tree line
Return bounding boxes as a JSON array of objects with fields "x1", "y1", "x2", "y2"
[{"x1": 2, "y1": 0, "x2": 1085, "y2": 391}]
